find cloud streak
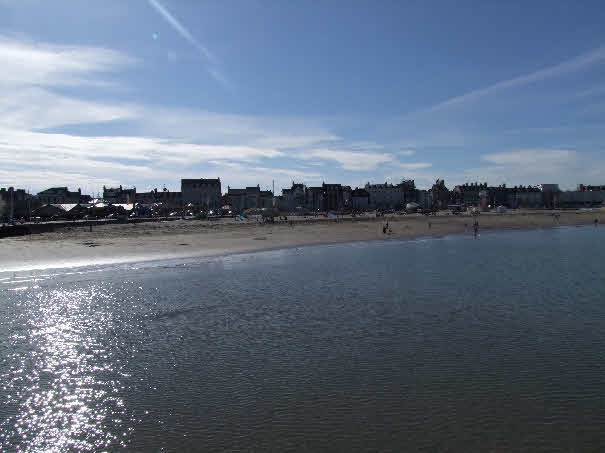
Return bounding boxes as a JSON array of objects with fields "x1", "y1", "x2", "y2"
[
  {"x1": 148, "y1": 0, "x2": 229, "y2": 88},
  {"x1": 424, "y1": 45, "x2": 605, "y2": 113}
]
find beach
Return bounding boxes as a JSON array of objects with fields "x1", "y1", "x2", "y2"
[{"x1": 1, "y1": 209, "x2": 602, "y2": 272}]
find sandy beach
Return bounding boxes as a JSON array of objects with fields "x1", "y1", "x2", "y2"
[{"x1": 1, "y1": 209, "x2": 602, "y2": 272}]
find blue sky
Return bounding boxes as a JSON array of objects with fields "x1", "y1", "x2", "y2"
[{"x1": 1, "y1": 0, "x2": 604, "y2": 194}]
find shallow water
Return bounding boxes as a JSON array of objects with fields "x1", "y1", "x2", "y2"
[{"x1": 1, "y1": 226, "x2": 604, "y2": 451}]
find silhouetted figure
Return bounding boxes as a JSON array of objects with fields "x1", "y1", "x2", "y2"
[
  {"x1": 473, "y1": 220, "x2": 479, "y2": 237},
  {"x1": 595, "y1": 218, "x2": 599, "y2": 227}
]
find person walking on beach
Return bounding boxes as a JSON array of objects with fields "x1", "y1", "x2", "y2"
[
  {"x1": 428, "y1": 220, "x2": 431, "y2": 230},
  {"x1": 595, "y1": 218, "x2": 599, "y2": 227}
]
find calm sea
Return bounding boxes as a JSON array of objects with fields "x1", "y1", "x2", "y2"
[{"x1": 1, "y1": 226, "x2": 604, "y2": 452}]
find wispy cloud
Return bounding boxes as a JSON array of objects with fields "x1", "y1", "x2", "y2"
[
  {"x1": 423, "y1": 45, "x2": 605, "y2": 113},
  {"x1": 148, "y1": 0, "x2": 229, "y2": 88},
  {"x1": 398, "y1": 149, "x2": 415, "y2": 157},
  {"x1": 0, "y1": 87, "x2": 136, "y2": 130},
  {"x1": 298, "y1": 149, "x2": 393, "y2": 171},
  {"x1": 0, "y1": 36, "x2": 137, "y2": 129},
  {"x1": 0, "y1": 34, "x2": 444, "y2": 192},
  {"x1": 254, "y1": 134, "x2": 340, "y2": 149},
  {"x1": 395, "y1": 162, "x2": 432, "y2": 170},
  {"x1": 0, "y1": 128, "x2": 286, "y2": 191},
  {"x1": 482, "y1": 149, "x2": 576, "y2": 166},
  {"x1": 0, "y1": 34, "x2": 135, "y2": 87}
]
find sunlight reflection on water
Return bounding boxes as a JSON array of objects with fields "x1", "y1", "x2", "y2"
[{"x1": 1, "y1": 286, "x2": 135, "y2": 451}]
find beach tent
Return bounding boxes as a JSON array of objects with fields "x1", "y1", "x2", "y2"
[
  {"x1": 243, "y1": 208, "x2": 279, "y2": 218},
  {"x1": 406, "y1": 202, "x2": 420, "y2": 212},
  {"x1": 32, "y1": 204, "x2": 66, "y2": 219}
]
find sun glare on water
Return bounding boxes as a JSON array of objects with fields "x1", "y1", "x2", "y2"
[{"x1": 0, "y1": 286, "x2": 135, "y2": 451}]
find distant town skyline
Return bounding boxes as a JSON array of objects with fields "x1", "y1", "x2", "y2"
[{"x1": 1, "y1": 1, "x2": 605, "y2": 194}]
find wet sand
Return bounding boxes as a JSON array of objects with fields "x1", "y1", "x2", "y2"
[{"x1": 1, "y1": 210, "x2": 602, "y2": 272}]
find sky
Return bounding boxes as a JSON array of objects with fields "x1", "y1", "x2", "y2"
[{"x1": 1, "y1": 0, "x2": 605, "y2": 194}]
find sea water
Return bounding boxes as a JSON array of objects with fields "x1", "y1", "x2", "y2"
[{"x1": 1, "y1": 225, "x2": 604, "y2": 451}]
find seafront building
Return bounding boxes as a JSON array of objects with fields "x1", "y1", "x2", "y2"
[
  {"x1": 363, "y1": 179, "x2": 416, "y2": 210},
  {"x1": 451, "y1": 183, "x2": 544, "y2": 209},
  {"x1": 227, "y1": 185, "x2": 273, "y2": 213},
  {"x1": 351, "y1": 188, "x2": 370, "y2": 210},
  {"x1": 181, "y1": 178, "x2": 221, "y2": 210},
  {"x1": 275, "y1": 182, "x2": 348, "y2": 212},
  {"x1": 103, "y1": 185, "x2": 136, "y2": 204},
  {"x1": 3, "y1": 175, "x2": 603, "y2": 222},
  {"x1": 37, "y1": 187, "x2": 90, "y2": 204},
  {"x1": 136, "y1": 188, "x2": 182, "y2": 208},
  {"x1": 577, "y1": 184, "x2": 605, "y2": 191},
  {"x1": 1, "y1": 187, "x2": 37, "y2": 219}
]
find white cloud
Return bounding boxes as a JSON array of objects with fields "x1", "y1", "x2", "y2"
[
  {"x1": 0, "y1": 128, "x2": 282, "y2": 163},
  {"x1": 0, "y1": 35, "x2": 137, "y2": 129},
  {"x1": 0, "y1": 34, "x2": 135, "y2": 87},
  {"x1": 0, "y1": 87, "x2": 136, "y2": 130},
  {"x1": 0, "y1": 35, "x2": 441, "y2": 194},
  {"x1": 0, "y1": 128, "x2": 287, "y2": 192},
  {"x1": 125, "y1": 106, "x2": 340, "y2": 149}
]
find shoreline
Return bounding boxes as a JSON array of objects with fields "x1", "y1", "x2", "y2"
[{"x1": 1, "y1": 210, "x2": 602, "y2": 273}]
